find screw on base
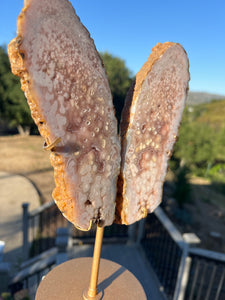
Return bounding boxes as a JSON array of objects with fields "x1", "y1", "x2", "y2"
[{"x1": 82, "y1": 289, "x2": 103, "y2": 300}]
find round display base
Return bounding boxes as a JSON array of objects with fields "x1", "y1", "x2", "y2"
[{"x1": 35, "y1": 257, "x2": 147, "y2": 300}]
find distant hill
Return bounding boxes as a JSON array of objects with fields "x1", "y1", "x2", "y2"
[
  {"x1": 187, "y1": 91, "x2": 225, "y2": 106},
  {"x1": 192, "y1": 99, "x2": 225, "y2": 129}
]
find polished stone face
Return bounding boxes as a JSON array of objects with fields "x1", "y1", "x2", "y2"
[
  {"x1": 8, "y1": 0, "x2": 120, "y2": 230},
  {"x1": 8, "y1": 0, "x2": 189, "y2": 230},
  {"x1": 117, "y1": 43, "x2": 190, "y2": 225}
]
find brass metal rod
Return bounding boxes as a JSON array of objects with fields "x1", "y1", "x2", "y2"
[{"x1": 87, "y1": 224, "x2": 104, "y2": 298}]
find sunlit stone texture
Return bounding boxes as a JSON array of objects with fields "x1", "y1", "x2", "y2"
[
  {"x1": 8, "y1": 0, "x2": 121, "y2": 230},
  {"x1": 116, "y1": 42, "x2": 190, "y2": 225}
]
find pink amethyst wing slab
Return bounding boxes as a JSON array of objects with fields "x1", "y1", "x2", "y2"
[
  {"x1": 8, "y1": 0, "x2": 120, "y2": 230},
  {"x1": 116, "y1": 42, "x2": 190, "y2": 225}
]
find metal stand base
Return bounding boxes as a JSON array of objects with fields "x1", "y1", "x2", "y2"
[{"x1": 35, "y1": 257, "x2": 147, "y2": 300}]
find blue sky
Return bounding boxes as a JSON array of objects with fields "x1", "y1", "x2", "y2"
[{"x1": 1, "y1": 0, "x2": 225, "y2": 95}]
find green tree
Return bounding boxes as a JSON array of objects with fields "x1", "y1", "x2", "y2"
[
  {"x1": 0, "y1": 45, "x2": 35, "y2": 134},
  {"x1": 173, "y1": 166, "x2": 191, "y2": 208},
  {"x1": 172, "y1": 105, "x2": 225, "y2": 178},
  {"x1": 174, "y1": 122, "x2": 215, "y2": 170},
  {"x1": 100, "y1": 52, "x2": 134, "y2": 123},
  {"x1": 1, "y1": 48, "x2": 133, "y2": 134}
]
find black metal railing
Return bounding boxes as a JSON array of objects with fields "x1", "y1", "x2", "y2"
[
  {"x1": 71, "y1": 222, "x2": 128, "y2": 242},
  {"x1": 20, "y1": 201, "x2": 225, "y2": 300},
  {"x1": 141, "y1": 210, "x2": 183, "y2": 299},
  {"x1": 141, "y1": 207, "x2": 225, "y2": 300},
  {"x1": 23, "y1": 201, "x2": 67, "y2": 258},
  {"x1": 9, "y1": 248, "x2": 57, "y2": 299},
  {"x1": 184, "y1": 248, "x2": 225, "y2": 300},
  {"x1": 23, "y1": 200, "x2": 128, "y2": 258}
]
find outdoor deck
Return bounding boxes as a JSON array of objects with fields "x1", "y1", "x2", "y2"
[
  {"x1": 68, "y1": 243, "x2": 166, "y2": 300},
  {"x1": 6, "y1": 203, "x2": 225, "y2": 300}
]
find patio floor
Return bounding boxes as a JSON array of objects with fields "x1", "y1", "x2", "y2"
[{"x1": 68, "y1": 243, "x2": 166, "y2": 300}]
